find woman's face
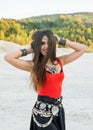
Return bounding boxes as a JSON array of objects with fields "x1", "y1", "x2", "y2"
[{"x1": 40, "y1": 36, "x2": 49, "y2": 56}]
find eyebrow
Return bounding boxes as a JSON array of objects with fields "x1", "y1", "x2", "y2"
[{"x1": 43, "y1": 37, "x2": 48, "y2": 41}]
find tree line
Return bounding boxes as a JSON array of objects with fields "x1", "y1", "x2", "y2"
[{"x1": 0, "y1": 12, "x2": 93, "y2": 51}]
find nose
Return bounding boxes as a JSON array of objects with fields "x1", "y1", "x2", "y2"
[{"x1": 44, "y1": 42, "x2": 48, "y2": 48}]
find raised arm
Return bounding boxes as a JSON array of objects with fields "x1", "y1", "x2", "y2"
[
  {"x1": 54, "y1": 35, "x2": 88, "y2": 65},
  {"x1": 4, "y1": 44, "x2": 34, "y2": 72}
]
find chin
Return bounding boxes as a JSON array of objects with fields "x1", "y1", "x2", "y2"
[{"x1": 41, "y1": 52, "x2": 47, "y2": 56}]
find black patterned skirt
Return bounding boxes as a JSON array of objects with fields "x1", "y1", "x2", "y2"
[{"x1": 30, "y1": 95, "x2": 66, "y2": 130}]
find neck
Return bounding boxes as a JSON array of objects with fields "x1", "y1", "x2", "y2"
[
  {"x1": 47, "y1": 59, "x2": 57, "y2": 65},
  {"x1": 47, "y1": 59, "x2": 52, "y2": 65}
]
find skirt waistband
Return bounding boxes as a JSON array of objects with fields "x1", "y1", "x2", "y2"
[{"x1": 37, "y1": 95, "x2": 62, "y2": 105}]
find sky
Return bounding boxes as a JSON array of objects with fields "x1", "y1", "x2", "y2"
[{"x1": 0, "y1": 0, "x2": 93, "y2": 19}]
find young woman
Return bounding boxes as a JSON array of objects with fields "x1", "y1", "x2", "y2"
[{"x1": 4, "y1": 29, "x2": 88, "y2": 130}]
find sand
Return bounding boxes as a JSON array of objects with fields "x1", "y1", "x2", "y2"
[{"x1": 0, "y1": 40, "x2": 93, "y2": 130}]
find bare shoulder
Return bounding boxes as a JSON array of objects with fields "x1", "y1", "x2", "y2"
[{"x1": 57, "y1": 56, "x2": 64, "y2": 65}]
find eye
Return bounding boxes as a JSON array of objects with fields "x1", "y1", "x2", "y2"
[{"x1": 41, "y1": 41, "x2": 46, "y2": 45}]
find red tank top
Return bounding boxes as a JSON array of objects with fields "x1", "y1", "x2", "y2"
[{"x1": 38, "y1": 59, "x2": 64, "y2": 98}]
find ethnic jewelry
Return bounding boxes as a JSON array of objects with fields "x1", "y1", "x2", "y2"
[
  {"x1": 20, "y1": 49, "x2": 28, "y2": 56},
  {"x1": 45, "y1": 60, "x2": 58, "y2": 74},
  {"x1": 59, "y1": 39, "x2": 66, "y2": 46},
  {"x1": 45, "y1": 64, "x2": 57, "y2": 74},
  {"x1": 32, "y1": 99, "x2": 62, "y2": 128}
]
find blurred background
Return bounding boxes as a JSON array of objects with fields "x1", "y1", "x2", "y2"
[{"x1": 0, "y1": 0, "x2": 93, "y2": 130}]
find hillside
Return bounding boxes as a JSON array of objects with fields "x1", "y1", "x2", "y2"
[
  {"x1": 0, "y1": 12, "x2": 93, "y2": 51},
  {"x1": 19, "y1": 12, "x2": 93, "y2": 21}
]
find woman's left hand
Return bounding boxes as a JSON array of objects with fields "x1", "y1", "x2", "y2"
[{"x1": 54, "y1": 34, "x2": 60, "y2": 42}]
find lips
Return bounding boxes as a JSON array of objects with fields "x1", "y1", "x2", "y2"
[{"x1": 43, "y1": 49, "x2": 48, "y2": 52}]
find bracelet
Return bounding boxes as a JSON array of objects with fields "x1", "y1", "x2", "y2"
[
  {"x1": 20, "y1": 49, "x2": 28, "y2": 56},
  {"x1": 59, "y1": 39, "x2": 66, "y2": 46}
]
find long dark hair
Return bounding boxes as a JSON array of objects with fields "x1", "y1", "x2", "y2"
[{"x1": 31, "y1": 29, "x2": 56, "y2": 91}]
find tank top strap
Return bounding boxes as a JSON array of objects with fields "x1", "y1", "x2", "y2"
[{"x1": 56, "y1": 58, "x2": 63, "y2": 67}]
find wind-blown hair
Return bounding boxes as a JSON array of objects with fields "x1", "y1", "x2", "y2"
[{"x1": 31, "y1": 29, "x2": 56, "y2": 91}]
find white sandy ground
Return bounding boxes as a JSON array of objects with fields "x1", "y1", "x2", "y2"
[{"x1": 0, "y1": 40, "x2": 93, "y2": 130}]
